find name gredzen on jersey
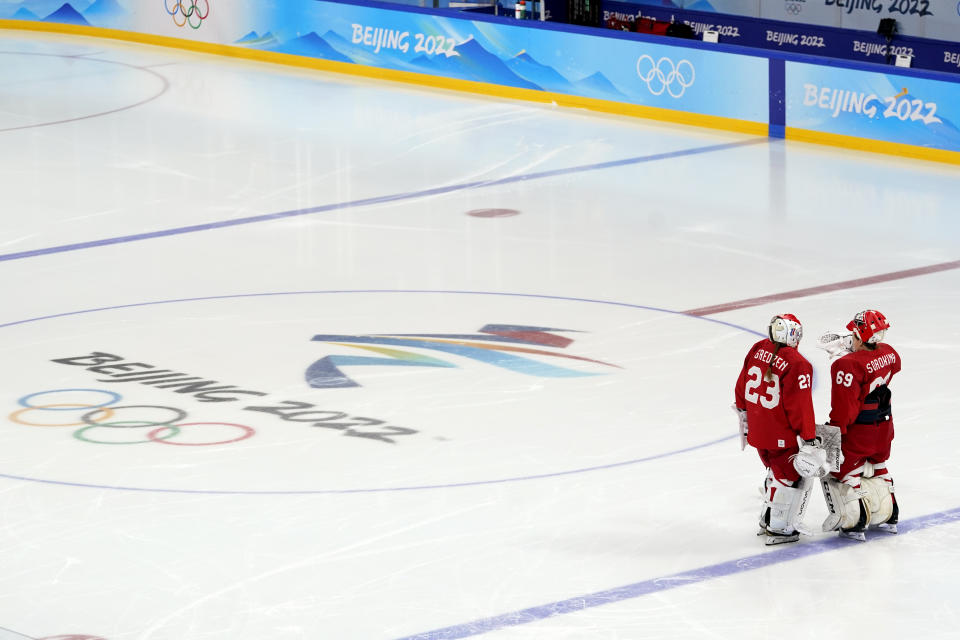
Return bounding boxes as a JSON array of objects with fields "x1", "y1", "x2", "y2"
[{"x1": 753, "y1": 347, "x2": 789, "y2": 374}]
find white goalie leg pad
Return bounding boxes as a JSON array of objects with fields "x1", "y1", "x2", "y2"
[
  {"x1": 758, "y1": 469, "x2": 774, "y2": 533},
  {"x1": 869, "y1": 462, "x2": 895, "y2": 491},
  {"x1": 820, "y1": 478, "x2": 868, "y2": 532},
  {"x1": 861, "y1": 476, "x2": 894, "y2": 524},
  {"x1": 766, "y1": 477, "x2": 812, "y2": 535},
  {"x1": 840, "y1": 465, "x2": 867, "y2": 488}
]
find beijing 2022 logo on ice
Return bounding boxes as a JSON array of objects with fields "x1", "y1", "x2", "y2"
[
  {"x1": 306, "y1": 324, "x2": 621, "y2": 389},
  {"x1": 11, "y1": 323, "x2": 620, "y2": 448},
  {"x1": 636, "y1": 55, "x2": 695, "y2": 98}
]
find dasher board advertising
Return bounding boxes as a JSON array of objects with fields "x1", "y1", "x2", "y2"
[
  {"x1": 785, "y1": 60, "x2": 960, "y2": 152},
  {"x1": 614, "y1": 0, "x2": 960, "y2": 41}
]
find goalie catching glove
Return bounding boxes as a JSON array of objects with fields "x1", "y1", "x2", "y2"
[
  {"x1": 817, "y1": 332, "x2": 853, "y2": 359},
  {"x1": 791, "y1": 436, "x2": 829, "y2": 478}
]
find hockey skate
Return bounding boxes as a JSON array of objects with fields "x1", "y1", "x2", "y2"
[
  {"x1": 763, "y1": 529, "x2": 800, "y2": 546},
  {"x1": 757, "y1": 505, "x2": 800, "y2": 545},
  {"x1": 758, "y1": 516, "x2": 800, "y2": 545},
  {"x1": 837, "y1": 502, "x2": 869, "y2": 542},
  {"x1": 838, "y1": 528, "x2": 866, "y2": 542},
  {"x1": 871, "y1": 499, "x2": 899, "y2": 534}
]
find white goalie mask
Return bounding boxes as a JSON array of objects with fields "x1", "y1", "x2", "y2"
[{"x1": 769, "y1": 314, "x2": 803, "y2": 348}]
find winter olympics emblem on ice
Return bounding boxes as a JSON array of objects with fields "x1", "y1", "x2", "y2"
[
  {"x1": 164, "y1": 0, "x2": 209, "y2": 29},
  {"x1": 0, "y1": 290, "x2": 756, "y2": 493},
  {"x1": 636, "y1": 55, "x2": 695, "y2": 98}
]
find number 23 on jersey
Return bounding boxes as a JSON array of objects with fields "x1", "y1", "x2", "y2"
[{"x1": 744, "y1": 366, "x2": 810, "y2": 409}]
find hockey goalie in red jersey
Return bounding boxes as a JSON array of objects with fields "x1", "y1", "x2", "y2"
[
  {"x1": 734, "y1": 314, "x2": 827, "y2": 545},
  {"x1": 818, "y1": 309, "x2": 901, "y2": 541}
]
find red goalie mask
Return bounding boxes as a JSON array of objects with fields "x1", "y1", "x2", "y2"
[{"x1": 847, "y1": 310, "x2": 890, "y2": 345}]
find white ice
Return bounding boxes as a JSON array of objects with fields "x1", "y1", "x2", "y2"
[{"x1": 1, "y1": 28, "x2": 959, "y2": 640}]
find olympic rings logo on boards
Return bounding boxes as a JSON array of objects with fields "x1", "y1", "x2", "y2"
[
  {"x1": 10, "y1": 389, "x2": 255, "y2": 447},
  {"x1": 163, "y1": 0, "x2": 210, "y2": 29},
  {"x1": 636, "y1": 55, "x2": 695, "y2": 98}
]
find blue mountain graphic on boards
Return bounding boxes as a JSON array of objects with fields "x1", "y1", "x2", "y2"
[
  {"x1": 83, "y1": 0, "x2": 128, "y2": 24},
  {"x1": 507, "y1": 50, "x2": 628, "y2": 100},
  {"x1": 319, "y1": 29, "x2": 407, "y2": 67},
  {"x1": 238, "y1": 26, "x2": 627, "y2": 100},
  {"x1": 13, "y1": 7, "x2": 39, "y2": 20},
  {"x1": 507, "y1": 51, "x2": 576, "y2": 94},
  {"x1": 235, "y1": 31, "x2": 279, "y2": 48},
  {"x1": 43, "y1": 3, "x2": 90, "y2": 25},
  {"x1": 320, "y1": 28, "x2": 463, "y2": 71},
  {"x1": 270, "y1": 32, "x2": 351, "y2": 63},
  {"x1": 574, "y1": 71, "x2": 628, "y2": 100},
  {"x1": 410, "y1": 36, "x2": 541, "y2": 90}
]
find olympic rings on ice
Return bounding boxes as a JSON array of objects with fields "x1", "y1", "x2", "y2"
[
  {"x1": 163, "y1": 0, "x2": 210, "y2": 29},
  {"x1": 20, "y1": 388, "x2": 120, "y2": 410},
  {"x1": 10, "y1": 389, "x2": 255, "y2": 446},
  {"x1": 149, "y1": 423, "x2": 256, "y2": 447},
  {"x1": 635, "y1": 55, "x2": 695, "y2": 98}
]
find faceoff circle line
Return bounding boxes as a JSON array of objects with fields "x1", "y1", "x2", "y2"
[{"x1": 0, "y1": 290, "x2": 760, "y2": 494}]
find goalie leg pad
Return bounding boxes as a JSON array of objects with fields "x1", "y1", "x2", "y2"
[
  {"x1": 877, "y1": 496, "x2": 899, "y2": 533},
  {"x1": 765, "y1": 477, "x2": 812, "y2": 540},
  {"x1": 861, "y1": 476, "x2": 894, "y2": 524},
  {"x1": 821, "y1": 478, "x2": 870, "y2": 533},
  {"x1": 758, "y1": 469, "x2": 774, "y2": 534}
]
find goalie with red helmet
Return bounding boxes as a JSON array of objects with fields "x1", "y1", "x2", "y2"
[
  {"x1": 821, "y1": 310, "x2": 901, "y2": 541},
  {"x1": 734, "y1": 314, "x2": 824, "y2": 545}
]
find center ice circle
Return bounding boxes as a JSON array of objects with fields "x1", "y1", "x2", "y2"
[{"x1": 0, "y1": 290, "x2": 760, "y2": 494}]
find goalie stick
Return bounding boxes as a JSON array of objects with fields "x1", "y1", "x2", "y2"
[
  {"x1": 815, "y1": 423, "x2": 843, "y2": 473},
  {"x1": 732, "y1": 404, "x2": 747, "y2": 451}
]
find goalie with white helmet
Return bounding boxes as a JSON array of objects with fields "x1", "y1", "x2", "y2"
[
  {"x1": 821, "y1": 309, "x2": 901, "y2": 540},
  {"x1": 734, "y1": 314, "x2": 823, "y2": 546}
]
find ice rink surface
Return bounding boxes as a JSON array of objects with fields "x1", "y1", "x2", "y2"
[{"x1": 1, "y1": 28, "x2": 959, "y2": 640}]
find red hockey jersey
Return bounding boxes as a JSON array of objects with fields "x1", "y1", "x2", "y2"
[
  {"x1": 829, "y1": 343, "x2": 901, "y2": 432},
  {"x1": 735, "y1": 339, "x2": 816, "y2": 449}
]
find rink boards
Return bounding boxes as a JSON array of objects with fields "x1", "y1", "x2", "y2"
[{"x1": 2, "y1": 0, "x2": 960, "y2": 163}]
